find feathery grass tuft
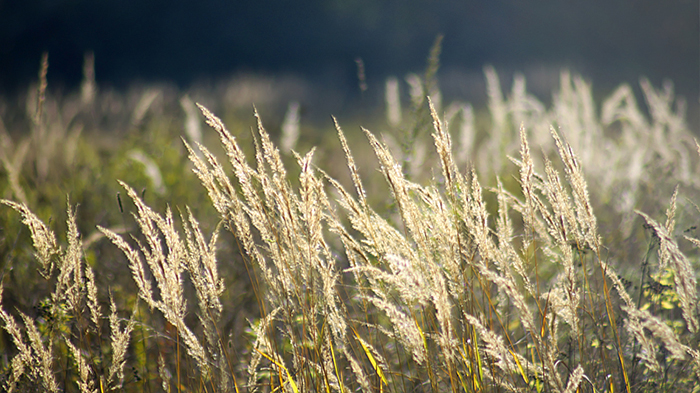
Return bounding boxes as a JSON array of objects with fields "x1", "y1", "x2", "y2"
[{"x1": 1, "y1": 63, "x2": 699, "y2": 392}]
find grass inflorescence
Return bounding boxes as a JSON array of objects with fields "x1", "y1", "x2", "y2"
[{"x1": 0, "y1": 54, "x2": 699, "y2": 392}]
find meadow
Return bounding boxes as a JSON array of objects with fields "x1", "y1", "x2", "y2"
[{"x1": 0, "y1": 51, "x2": 699, "y2": 392}]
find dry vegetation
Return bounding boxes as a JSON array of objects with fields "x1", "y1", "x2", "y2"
[{"x1": 0, "y1": 52, "x2": 699, "y2": 392}]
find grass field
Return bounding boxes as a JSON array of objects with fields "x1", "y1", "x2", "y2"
[{"x1": 0, "y1": 52, "x2": 699, "y2": 392}]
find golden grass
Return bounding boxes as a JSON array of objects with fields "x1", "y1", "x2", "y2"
[{"x1": 0, "y1": 62, "x2": 699, "y2": 392}]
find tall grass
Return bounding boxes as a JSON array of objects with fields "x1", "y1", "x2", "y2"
[{"x1": 0, "y1": 60, "x2": 699, "y2": 392}]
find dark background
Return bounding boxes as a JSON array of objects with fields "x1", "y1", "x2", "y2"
[{"x1": 1, "y1": 0, "x2": 698, "y2": 108}]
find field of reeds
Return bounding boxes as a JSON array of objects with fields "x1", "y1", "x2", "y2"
[{"x1": 0, "y1": 51, "x2": 699, "y2": 393}]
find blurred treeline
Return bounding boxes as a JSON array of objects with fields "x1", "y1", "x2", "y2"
[{"x1": 1, "y1": 0, "x2": 697, "y2": 101}]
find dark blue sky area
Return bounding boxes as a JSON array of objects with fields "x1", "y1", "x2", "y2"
[{"x1": 1, "y1": 0, "x2": 698, "y2": 98}]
